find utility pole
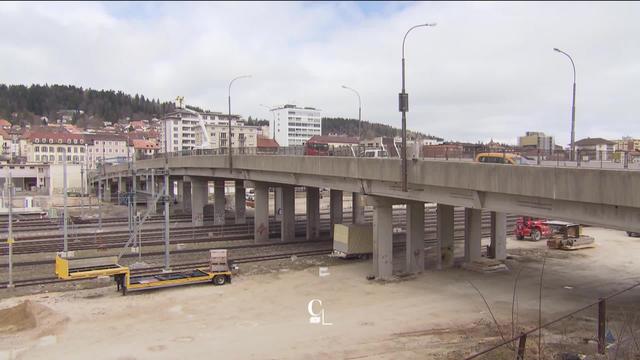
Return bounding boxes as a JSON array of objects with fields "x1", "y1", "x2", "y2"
[
  {"x1": 6, "y1": 170, "x2": 14, "y2": 288},
  {"x1": 63, "y1": 147, "x2": 68, "y2": 255},
  {"x1": 163, "y1": 110, "x2": 171, "y2": 271}
]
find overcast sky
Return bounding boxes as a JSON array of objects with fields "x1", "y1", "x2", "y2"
[{"x1": 1, "y1": 1, "x2": 639, "y2": 144}]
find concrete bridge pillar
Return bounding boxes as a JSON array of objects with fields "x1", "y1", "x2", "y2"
[
  {"x1": 103, "y1": 179, "x2": 111, "y2": 202},
  {"x1": 371, "y1": 197, "x2": 394, "y2": 280},
  {"x1": 352, "y1": 192, "x2": 365, "y2": 224},
  {"x1": 181, "y1": 179, "x2": 192, "y2": 213},
  {"x1": 214, "y1": 180, "x2": 225, "y2": 225},
  {"x1": 406, "y1": 201, "x2": 425, "y2": 274},
  {"x1": 254, "y1": 182, "x2": 270, "y2": 242},
  {"x1": 117, "y1": 176, "x2": 125, "y2": 199},
  {"x1": 281, "y1": 185, "x2": 295, "y2": 242},
  {"x1": 273, "y1": 187, "x2": 283, "y2": 221},
  {"x1": 464, "y1": 208, "x2": 482, "y2": 262},
  {"x1": 437, "y1": 204, "x2": 455, "y2": 269},
  {"x1": 330, "y1": 189, "x2": 343, "y2": 238},
  {"x1": 306, "y1": 187, "x2": 320, "y2": 241},
  {"x1": 489, "y1": 211, "x2": 507, "y2": 260},
  {"x1": 146, "y1": 170, "x2": 157, "y2": 214},
  {"x1": 175, "y1": 177, "x2": 183, "y2": 207},
  {"x1": 234, "y1": 180, "x2": 246, "y2": 224},
  {"x1": 191, "y1": 177, "x2": 207, "y2": 226}
]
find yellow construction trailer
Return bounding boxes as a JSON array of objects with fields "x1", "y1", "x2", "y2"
[{"x1": 55, "y1": 250, "x2": 231, "y2": 295}]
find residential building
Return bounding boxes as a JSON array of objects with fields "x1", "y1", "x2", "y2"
[
  {"x1": 613, "y1": 137, "x2": 640, "y2": 152},
  {"x1": 518, "y1": 131, "x2": 555, "y2": 153},
  {"x1": 194, "y1": 121, "x2": 259, "y2": 150},
  {"x1": 0, "y1": 128, "x2": 8, "y2": 157},
  {"x1": 270, "y1": 105, "x2": 322, "y2": 147},
  {"x1": 132, "y1": 139, "x2": 159, "y2": 159},
  {"x1": 23, "y1": 128, "x2": 87, "y2": 165},
  {"x1": 574, "y1": 137, "x2": 616, "y2": 161},
  {"x1": 160, "y1": 104, "x2": 241, "y2": 152},
  {"x1": 85, "y1": 133, "x2": 131, "y2": 168},
  {"x1": 0, "y1": 119, "x2": 11, "y2": 129}
]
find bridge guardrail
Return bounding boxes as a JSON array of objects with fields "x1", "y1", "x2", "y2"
[{"x1": 129, "y1": 147, "x2": 640, "y2": 170}]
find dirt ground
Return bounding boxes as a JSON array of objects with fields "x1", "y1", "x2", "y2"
[{"x1": 2, "y1": 227, "x2": 640, "y2": 360}]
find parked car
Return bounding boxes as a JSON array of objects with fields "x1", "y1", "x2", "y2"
[{"x1": 627, "y1": 231, "x2": 640, "y2": 237}]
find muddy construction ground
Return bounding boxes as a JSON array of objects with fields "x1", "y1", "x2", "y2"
[{"x1": 2, "y1": 227, "x2": 640, "y2": 360}]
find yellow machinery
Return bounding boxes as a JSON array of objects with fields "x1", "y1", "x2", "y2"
[{"x1": 55, "y1": 250, "x2": 231, "y2": 295}]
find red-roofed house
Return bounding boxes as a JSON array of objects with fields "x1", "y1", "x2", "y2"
[
  {"x1": 0, "y1": 119, "x2": 11, "y2": 129},
  {"x1": 257, "y1": 136, "x2": 279, "y2": 154},
  {"x1": 132, "y1": 139, "x2": 159, "y2": 158}
]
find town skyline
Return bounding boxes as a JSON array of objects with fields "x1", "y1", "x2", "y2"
[{"x1": 1, "y1": 2, "x2": 639, "y2": 144}]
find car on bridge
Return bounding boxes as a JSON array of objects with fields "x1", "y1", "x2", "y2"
[
  {"x1": 475, "y1": 152, "x2": 535, "y2": 165},
  {"x1": 628, "y1": 231, "x2": 640, "y2": 237}
]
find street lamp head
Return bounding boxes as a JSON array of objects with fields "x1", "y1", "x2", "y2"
[
  {"x1": 424, "y1": 23, "x2": 437, "y2": 27},
  {"x1": 341, "y1": 85, "x2": 348, "y2": 89},
  {"x1": 553, "y1": 48, "x2": 561, "y2": 52}
]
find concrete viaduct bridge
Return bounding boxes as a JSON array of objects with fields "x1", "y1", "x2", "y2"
[{"x1": 93, "y1": 154, "x2": 640, "y2": 279}]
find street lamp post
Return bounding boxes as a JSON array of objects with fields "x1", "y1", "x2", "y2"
[
  {"x1": 259, "y1": 104, "x2": 277, "y2": 140},
  {"x1": 399, "y1": 23, "x2": 436, "y2": 192},
  {"x1": 553, "y1": 48, "x2": 577, "y2": 161},
  {"x1": 228, "y1": 75, "x2": 251, "y2": 171},
  {"x1": 341, "y1": 85, "x2": 362, "y2": 143}
]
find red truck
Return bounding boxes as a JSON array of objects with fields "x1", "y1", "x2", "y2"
[{"x1": 515, "y1": 217, "x2": 553, "y2": 241}]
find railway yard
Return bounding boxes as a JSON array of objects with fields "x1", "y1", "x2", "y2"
[{"x1": 2, "y1": 200, "x2": 640, "y2": 359}]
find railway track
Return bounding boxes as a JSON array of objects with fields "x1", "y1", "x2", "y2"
[
  {"x1": 0, "y1": 248, "x2": 332, "y2": 289},
  {"x1": 0, "y1": 211, "x2": 516, "y2": 255}
]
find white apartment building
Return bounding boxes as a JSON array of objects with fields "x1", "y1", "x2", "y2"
[
  {"x1": 24, "y1": 130, "x2": 88, "y2": 165},
  {"x1": 271, "y1": 105, "x2": 322, "y2": 147},
  {"x1": 194, "y1": 122, "x2": 259, "y2": 150},
  {"x1": 160, "y1": 108, "x2": 241, "y2": 153}
]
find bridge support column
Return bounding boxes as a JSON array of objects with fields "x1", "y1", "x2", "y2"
[
  {"x1": 146, "y1": 174, "x2": 157, "y2": 213},
  {"x1": 234, "y1": 180, "x2": 246, "y2": 224},
  {"x1": 254, "y1": 182, "x2": 269, "y2": 242},
  {"x1": 191, "y1": 177, "x2": 207, "y2": 226},
  {"x1": 406, "y1": 201, "x2": 425, "y2": 274},
  {"x1": 176, "y1": 179, "x2": 183, "y2": 207},
  {"x1": 103, "y1": 180, "x2": 111, "y2": 202},
  {"x1": 117, "y1": 176, "x2": 125, "y2": 202},
  {"x1": 371, "y1": 197, "x2": 393, "y2": 280},
  {"x1": 306, "y1": 187, "x2": 320, "y2": 241},
  {"x1": 437, "y1": 204, "x2": 455, "y2": 269},
  {"x1": 352, "y1": 193, "x2": 365, "y2": 224},
  {"x1": 182, "y1": 179, "x2": 192, "y2": 213},
  {"x1": 330, "y1": 189, "x2": 343, "y2": 238},
  {"x1": 464, "y1": 208, "x2": 482, "y2": 262},
  {"x1": 489, "y1": 211, "x2": 507, "y2": 261},
  {"x1": 281, "y1": 185, "x2": 295, "y2": 242},
  {"x1": 214, "y1": 180, "x2": 225, "y2": 225},
  {"x1": 273, "y1": 187, "x2": 283, "y2": 221}
]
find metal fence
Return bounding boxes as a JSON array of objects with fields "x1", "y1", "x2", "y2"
[
  {"x1": 127, "y1": 146, "x2": 640, "y2": 171},
  {"x1": 465, "y1": 281, "x2": 640, "y2": 359}
]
